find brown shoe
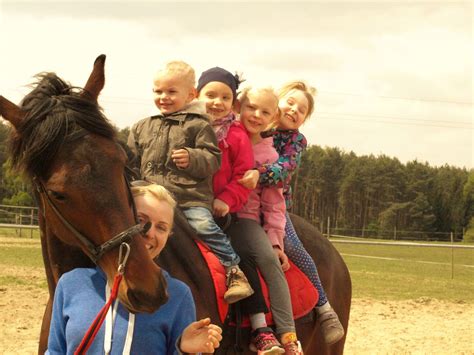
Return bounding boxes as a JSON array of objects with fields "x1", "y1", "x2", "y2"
[
  {"x1": 224, "y1": 266, "x2": 254, "y2": 304},
  {"x1": 318, "y1": 308, "x2": 345, "y2": 345}
]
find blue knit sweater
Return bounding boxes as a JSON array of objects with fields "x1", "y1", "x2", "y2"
[{"x1": 46, "y1": 267, "x2": 195, "y2": 354}]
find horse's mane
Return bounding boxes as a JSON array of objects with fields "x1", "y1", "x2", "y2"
[{"x1": 9, "y1": 72, "x2": 117, "y2": 178}]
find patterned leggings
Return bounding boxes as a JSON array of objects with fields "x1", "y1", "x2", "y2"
[{"x1": 283, "y1": 212, "x2": 328, "y2": 306}]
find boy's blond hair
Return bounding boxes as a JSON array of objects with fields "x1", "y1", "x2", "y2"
[
  {"x1": 131, "y1": 183, "x2": 177, "y2": 211},
  {"x1": 278, "y1": 81, "x2": 317, "y2": 120},
  {"x1": 238, "y1": 87, "x2": 280, "y2": 130},
  {"x1": 154, "y1": 60, "x2": 196, "y2": 88}
]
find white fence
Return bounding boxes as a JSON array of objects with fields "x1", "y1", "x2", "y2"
[{"x1": 329, "y1": 235, "x2": 474, "y2": 279}]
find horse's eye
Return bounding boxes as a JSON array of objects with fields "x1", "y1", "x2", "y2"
[{"x1": 48, "y1": 190, "x2": 66, "y2": 201}]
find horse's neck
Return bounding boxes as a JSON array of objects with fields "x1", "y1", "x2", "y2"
[
  {"x1": 40, "y1": 214, "x2": 94, "y2": 297},
  {"x1": 156, "y1": 212, "x2": 220, "y2": 323}
]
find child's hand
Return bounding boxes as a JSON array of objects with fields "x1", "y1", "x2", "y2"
[
  {"x1": 273, "y1": 246, "x2": 290, "y2": 272},
  {"x1": 180, "y1": 317, "x2": 222, "y2": 354},
  {"x1": 213, "y1": 199, "x2": 230, "y2": 217},
  {"x1": 238, "y1": 169, "x2": 260, "y2": 189},
  {"x1": 171, "y1": 149, "x2": 190, "y2": 169}
]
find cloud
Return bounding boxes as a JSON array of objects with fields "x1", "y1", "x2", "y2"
[{"x1": 1, "y1": 1, "x2": 471, "y2": 168}]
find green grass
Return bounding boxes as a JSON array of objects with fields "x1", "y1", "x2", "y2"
[
  {"x1": 332, "y1": 240, "x2": 474, "y2": 303},
  {"x1": 0, "y1": 274, "x2": 47, "y2": 288},
  {"x1": 0, "y1": 227, "x2": 40, "y2": 239},
  {"x1": 0, "y1": 235, "x2": 45, "y2": 289},
  {"x1": 1, "y1": 235, "x2": 474, "y2": 303},
  {"x1": 1, "y1": 244, "x2": 44, "y2": 268}
]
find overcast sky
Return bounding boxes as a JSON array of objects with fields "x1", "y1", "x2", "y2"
[{"x1": 1, "y1": 1, "x2": 472, "y2": 168}]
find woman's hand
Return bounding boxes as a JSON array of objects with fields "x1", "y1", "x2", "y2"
[
  {"x1": 180, "y1": 318, "x2": 222, "y2": 354},
  {"x1": 273, "y1": 246, "x2": 290, "y2": 272},
  {"x1": 238, "y1": 169, "x2": 260, "y2": 189},
  {"x1": 171, "y1": 149, "x2": 190, "y2": 169},
  {"x1": 213, "y1": 199, "x2": 230, "y2": 217}
]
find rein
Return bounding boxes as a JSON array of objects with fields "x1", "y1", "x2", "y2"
[{"x1": 74, "y1": 242, "x2": 131, "y2": 355}]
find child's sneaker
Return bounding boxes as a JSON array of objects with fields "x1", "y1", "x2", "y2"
[
  {"x1": 249, "y1": 327, "x2": 285, "y2": 354},
  {"x1": 282, "y1": 340, "x2": 303, "y2": 355},
  {"x1": 318, "y1": 307, "x2": 345, "y2": 345},
  {"x1": 224, "y1": 265, "x2": 254, "y2": 304}
]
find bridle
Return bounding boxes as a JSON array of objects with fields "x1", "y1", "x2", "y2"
[{"x1": 33, "y1": 173, "x2": 148, "y2": 264}]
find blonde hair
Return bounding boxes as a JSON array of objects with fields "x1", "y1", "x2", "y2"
[
  {"x1": 154, "y1": 60, "x2": 196, "y2": 88},
  {"x1": 238, "y1": 86, "x2": 279, "y2": 110},
  {"x1": 278, "y1": 81, "x2": 317, "y2": 119},
  {"x1": 238, "y1": 87, "x2": 280, "y2": 130},
  {"x1": 131, "y1": 183, "x2": 177, "y2": 210}
]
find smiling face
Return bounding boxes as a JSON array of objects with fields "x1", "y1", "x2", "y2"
[
  {"x1": 277, "y1": 89, "x2": 310, "y2": 130},
  {"x1": 239, "y1": 88, "x2": 279, "y2": 142},
  {"x1": 153, "y1": 72, "x2": 195, "y2": 115},
  {"x1": 198, "y1": 81, "x2": 234, "y2": 121},
  {"x1": 135, "y1": 194, "x2": 174, "y2": 259}
]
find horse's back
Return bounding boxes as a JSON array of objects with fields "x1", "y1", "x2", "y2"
[{"x1": 160, "y1": 212, "x2": 351, "y2": 355}]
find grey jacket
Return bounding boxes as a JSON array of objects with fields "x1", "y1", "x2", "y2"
[{"x1": 127, "y1": 101, "x2": 221, "y2": 210}]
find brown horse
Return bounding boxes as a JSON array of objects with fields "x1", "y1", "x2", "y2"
[
  {"x1": 0, "y1": 55, "x2": 168, "y2": 353},
  {"x1": 160, "y1": 212, "x2": 351, "y2": 355},
  {"x1": 1, "y1": 56, "x2": 351, "y2": 354}
]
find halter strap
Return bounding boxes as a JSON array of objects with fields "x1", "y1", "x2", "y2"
[{"x1": 33, "y1": 174, "x2": 148, "y2": 263}]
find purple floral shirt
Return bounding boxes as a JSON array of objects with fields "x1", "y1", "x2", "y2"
[{"x1": 258, "y1": 129, "x2": 307, "y2": 208}]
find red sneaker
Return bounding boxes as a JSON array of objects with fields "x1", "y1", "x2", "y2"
[{"x1": 249, "y1": 327, "x2": 285, "y2": 354}]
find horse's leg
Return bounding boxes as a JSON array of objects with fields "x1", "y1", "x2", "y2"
[
  {"x1": 38, "y1": 297, "x2": 52, "y2": 353},
  {"x1": 38, "y1": 220, "x2": 56, "y2": 354},
  {"x1": 37, "y1": 221, "x2": 93, "y2": 354}
]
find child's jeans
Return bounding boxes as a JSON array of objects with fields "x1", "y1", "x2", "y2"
[{"x1": 182, "y1": 207, "x2": 240, "y2": 268}]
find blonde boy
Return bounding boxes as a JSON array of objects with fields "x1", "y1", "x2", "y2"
[{"x1": 128, "y1": 61, "x2": 253, "y2": 304}]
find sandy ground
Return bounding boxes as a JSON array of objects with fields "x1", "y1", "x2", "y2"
[{"x1": 1, "y1": 275, "x2": 473, "y2": 355}]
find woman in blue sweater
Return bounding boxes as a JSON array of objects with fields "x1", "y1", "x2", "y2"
[{"x1": 47, "y1": 182, "x2": 222, "y2": 355}]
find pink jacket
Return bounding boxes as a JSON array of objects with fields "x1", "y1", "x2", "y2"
[
  {"x1": 212, "y1": 122, "x2": 254, "y2": 212},
  {"x1": 238, "y1": 137, "x2": 287, "y2": 250}
]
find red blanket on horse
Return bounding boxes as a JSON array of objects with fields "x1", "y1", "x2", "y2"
[{"x1": 196, "y1": 241, "x2": 318, "y2": 326}]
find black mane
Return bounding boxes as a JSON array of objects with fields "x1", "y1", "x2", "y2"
[{"x1": 9, "y1": 73, "x2": 116, "y2": 178}]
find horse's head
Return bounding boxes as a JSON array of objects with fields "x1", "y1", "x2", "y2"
[{"x1": 0, "y1": 55, "x2": 167, "y2": 314}]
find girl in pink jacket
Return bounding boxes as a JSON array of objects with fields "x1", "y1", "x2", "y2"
[
  {"x1": 237, "y1": 87, "x2": 287, "y2": 257},
  {"x1": 238, "y1": 125, "x2": 287, "y2": 252},
  {"x1": 236, "y1": 86, "x2": 303, "y2": 354}
]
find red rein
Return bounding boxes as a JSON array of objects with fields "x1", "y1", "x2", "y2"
[
  {"x1": 74, "y1": 273, "x2": 123, "y2": 355},
  {"x1": 74, "y1": 242, "x2": 130, "y2": 354}
]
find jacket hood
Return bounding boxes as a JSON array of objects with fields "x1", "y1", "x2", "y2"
[{"x1": 156, "y1": 100, "x2": 210, "y2": 120}]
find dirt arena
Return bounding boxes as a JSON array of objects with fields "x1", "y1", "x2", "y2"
[{"x1": 0, "y1": 267, "x2": 473, "y2": 354}]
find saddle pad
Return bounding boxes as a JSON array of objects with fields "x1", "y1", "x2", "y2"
[{"x1": 196, "y1": 240, "x2": 318, "y2": 326}]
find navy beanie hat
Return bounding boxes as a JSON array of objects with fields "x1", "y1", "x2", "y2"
[{"x1": 197, "y1": 67, "x2": 242, "y2": 100}]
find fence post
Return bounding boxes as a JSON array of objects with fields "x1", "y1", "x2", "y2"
[
  {"x1": 19, "y1": 213, "x2": 23, "y2": 238},
  {"x1": 30, "y1": 208, "x2": 34, "y2": 238},
  {"x1": 451, "y1": 232, "x2": 454, "y2": 279},
  {"x1": 327, "y1": 216, "x2": 330, "y2": 238}
]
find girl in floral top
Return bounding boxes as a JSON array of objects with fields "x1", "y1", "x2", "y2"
[{"x1": 239, "y1": 81, "x2": 345, "y2": 345}]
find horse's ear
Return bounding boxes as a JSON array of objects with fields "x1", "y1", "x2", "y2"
[
  {"x1": 83, "y1": 54, "x2": 106, "y2": 101},
  {"x1": 0, "y1": 95, "x2": 24, "y2": 129}
]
